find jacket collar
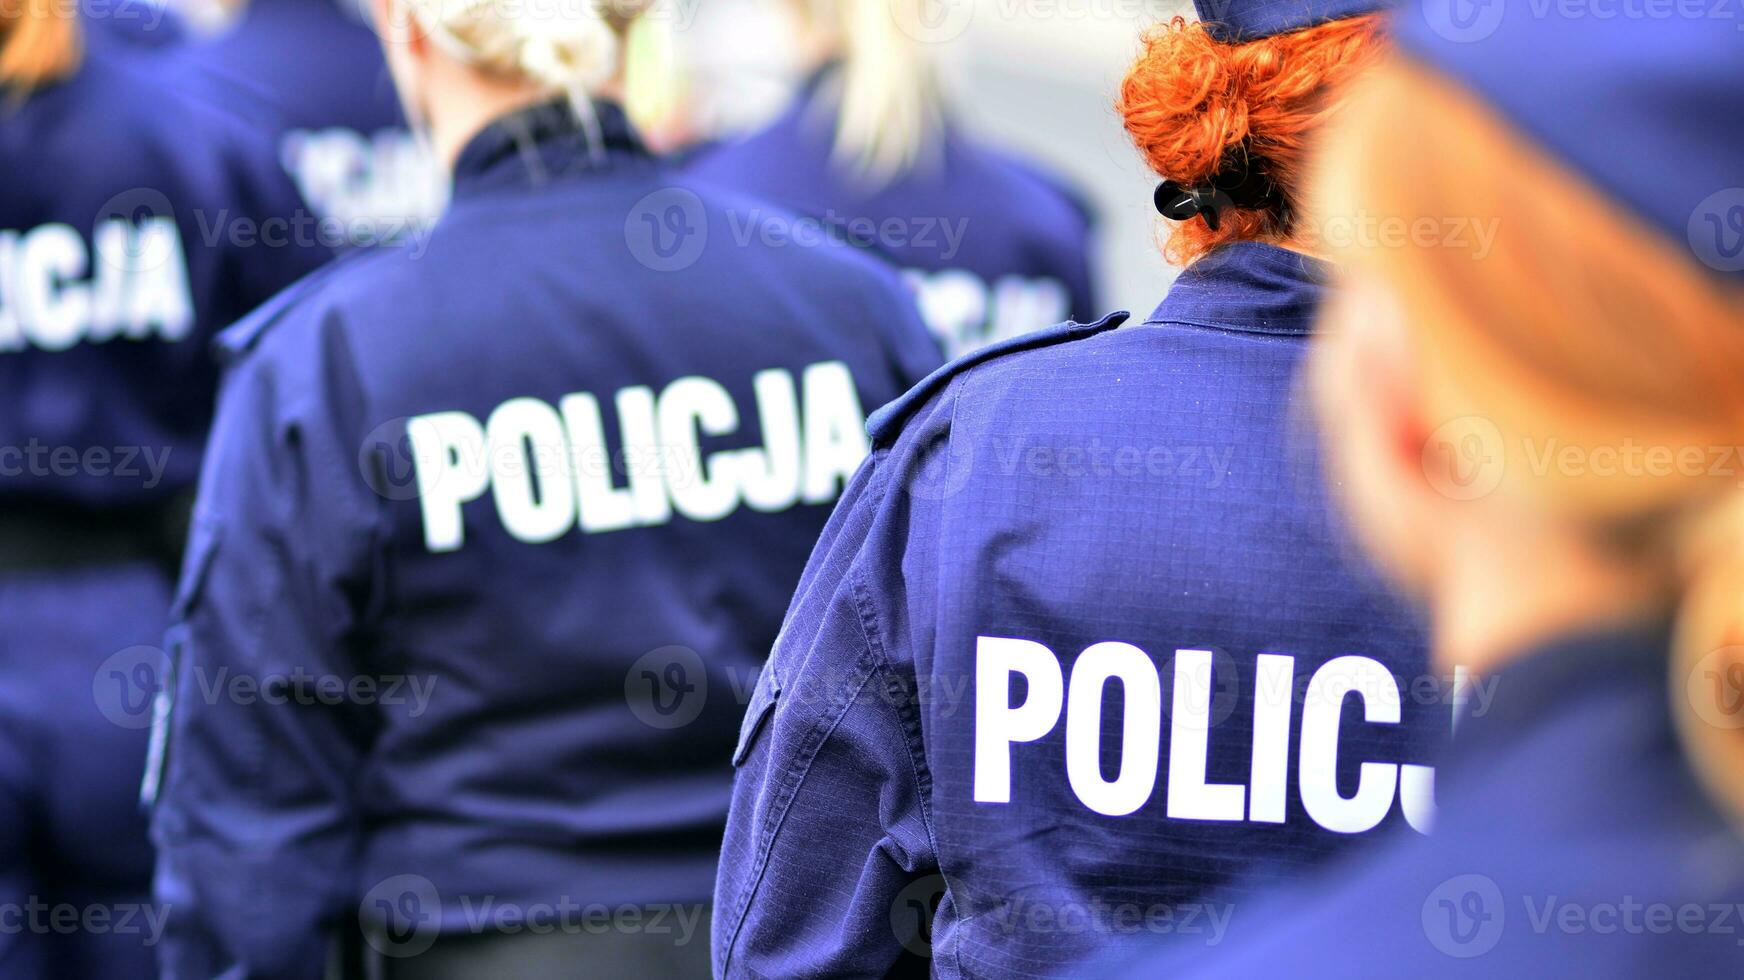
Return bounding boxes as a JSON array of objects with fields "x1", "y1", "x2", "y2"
[
  {"x1": 450, "y1": 98, "x2": 650, "y2": 201},
  {"x1": 1144, "y1": 242, "x2": 1330, "y2": 337}
]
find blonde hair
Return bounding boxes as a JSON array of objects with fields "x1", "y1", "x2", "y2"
[
  {"x1": 802, "y1": 0, "x2": 942, "y2": 184},
  {"x1": 404, "y1": 0, "x2": 620, "y2": 116},
  {"x1": 1314, "y1": 57, "x2": 1744, "y2": 823},
  {"x1": 0, "y1": 0, "x2": 82, "y2": 96}
]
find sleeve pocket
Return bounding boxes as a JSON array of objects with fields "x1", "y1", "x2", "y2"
[{"x1": 731, "y1": 666, "x2": 782, "y2": 767}]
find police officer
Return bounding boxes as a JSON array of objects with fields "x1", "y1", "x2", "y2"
[
  {"x1": 164, "y1": 0, "x2": 443, "y2": 248},
  {"x1": 1121, "y1": 11, "x2": 1744, "y2": 978},
  {"x1": 683, "y1": 0, "x2": 1099, "y2": 359},
  {"x1": 146, "y1": 2, "x2": 942, "y2": 977},
  {"x1": 714, "y1": 2, "x2": 1446, "y2": 975},
  {"x1": 0, "y1": 6, "x2": 331, "y2": 977}
]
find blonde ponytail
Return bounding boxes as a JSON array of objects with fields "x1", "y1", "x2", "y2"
[
  {"x1": 1, "y1": 0, "x2": 82, "y2": 96},
  {"x1": 817, "y1": 0, "x2": 943, "y2": 184}
]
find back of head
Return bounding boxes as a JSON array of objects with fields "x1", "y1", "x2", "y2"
[
  {"x1": 0, "y1": 0, "x2": 82, "y2": 96},
  {"x1": 391, "y1": 0, "x2": 621, "y2": 120},
  {"x1": 1118, "y1": 11, "x2": 1386, "y2": 265},
  {"x1": 1312, "y1": 21, "x2": 1744, "y2": 823}
]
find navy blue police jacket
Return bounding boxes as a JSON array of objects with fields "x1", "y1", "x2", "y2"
[
  {"x1": 1118, "y1": 617, "x2": 1744, "y2": 977},
  {"x1": 715, "y1": 242, "x2": 1442, "y2": 977},
  {"x1": 683, "y1": 67, "x2": 1098, "y2": 360},
  {"x1": 165, "y1": 0, "x2": 440, "y2": 247},
  {"x1": 0, "y1": 40, "x2": 332, "y2": 509},
  {"x1": 149, "y1": 100, "x2": 943, "y2": 978}
]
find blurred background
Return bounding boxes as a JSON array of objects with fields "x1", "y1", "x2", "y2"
[{"x1": 679, "y1": 0, "x2": 1191, "y2": 316}]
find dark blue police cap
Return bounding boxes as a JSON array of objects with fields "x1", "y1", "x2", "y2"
[
  {"x1": 1194, "y1": 0, "x2": 1391, "y2": 41},
  {"x1": 1394, "y1": 11, "x2": 1744, "y2": 280}
]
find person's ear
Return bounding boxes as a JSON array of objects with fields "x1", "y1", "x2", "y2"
[
  {"x1": 371, "y1": 0, "x2": 430, "y2": 73},
  {"x1": 1312, "y1": 270, "x2": 1443, "y2": 595}
]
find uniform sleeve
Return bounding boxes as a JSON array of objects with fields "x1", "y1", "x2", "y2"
[
  {"x1": 713, "y1": 451, "x2": 941, "y2": 979},
  {"x1": 150, "y1": 309, "x2": 384, "y2": 980}
]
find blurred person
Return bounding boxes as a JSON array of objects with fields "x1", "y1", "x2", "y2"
[
  {"x1": 164, "y1": 0, "x2": 443, "y2": 248},
  {"x1": 712, "y1": 2, "x2": 1447, "y2": 975},
  {"x1": 145, "y1": 0, "x2": 942, "y2": 976},
  {"x1": 1115, "y1": 11, "x2": 1744, "y2": 979},
  {"x1": 683, "y1": 0, "x2": 1099, "y2": 359},
  {"x1": 0, "y1": 2, "x2": 333, "y2": 977}
]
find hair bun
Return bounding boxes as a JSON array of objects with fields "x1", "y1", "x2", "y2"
[
  {"x1": 1117, "y1": 14, "x2": 1384, "y2": 265},
  {"x1": 514, "y1": 14, "x2": 618, "y2": 92}
]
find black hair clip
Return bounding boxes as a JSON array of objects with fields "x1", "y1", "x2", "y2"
[
  {"x1": 1154, "y1": 179, "x2": 1228, "y2": 231},
  {"x1": 1153, "y1": 146, "x2": 1287, "y2": 232}
]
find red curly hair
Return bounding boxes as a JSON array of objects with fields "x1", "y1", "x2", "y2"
[{"x1": 1118, "y1": 14, "x2": 1385, "y2": 265}]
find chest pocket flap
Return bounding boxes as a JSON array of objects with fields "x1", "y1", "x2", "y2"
[{"x1": 732, "y1": 665, "x2": 782, "y2": 767}]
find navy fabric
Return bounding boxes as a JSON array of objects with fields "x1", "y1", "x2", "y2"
[
  {"x1": 715, "y1": 242, "x2": 1440, "y2": 977},
  {"x1": 164, "y1": 0, "x2": 440, "y2": 246},
  {"x1": 1117, "y1": 618, "x2": 1744, "y2": 977},
  {"x1": 1393, "y1": 14, "x2": 1744, "y2": 279},
  {"x1": 0, "y1": 563, "x2": 173, "y2": 978},
  {"x1": 1195, "y1": 0, "x2": 1390, "y2": 40},
  {"x1": 0, "y1": 37, "x2": 332, "y2": 980},
  {"x1": 148, "y1": 100, "x2": 943, "y2": 978},
  {"x1": 683, "y1": 67, "x2": 1098, "y2": 360},
  {"x1": 0, "y1": 47, "x2": 333, "y2": 508},
  {"x1": 81, "y1": 0, "x2": 187, "y2": 51}
]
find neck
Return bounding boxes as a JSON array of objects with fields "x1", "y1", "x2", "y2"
[
  {"x1": 1428, "y1": 512, "x2": 1669, "y2": 678},
  {"x1": 426, "y1": 74, "x2": 557, "y2": 173}
]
